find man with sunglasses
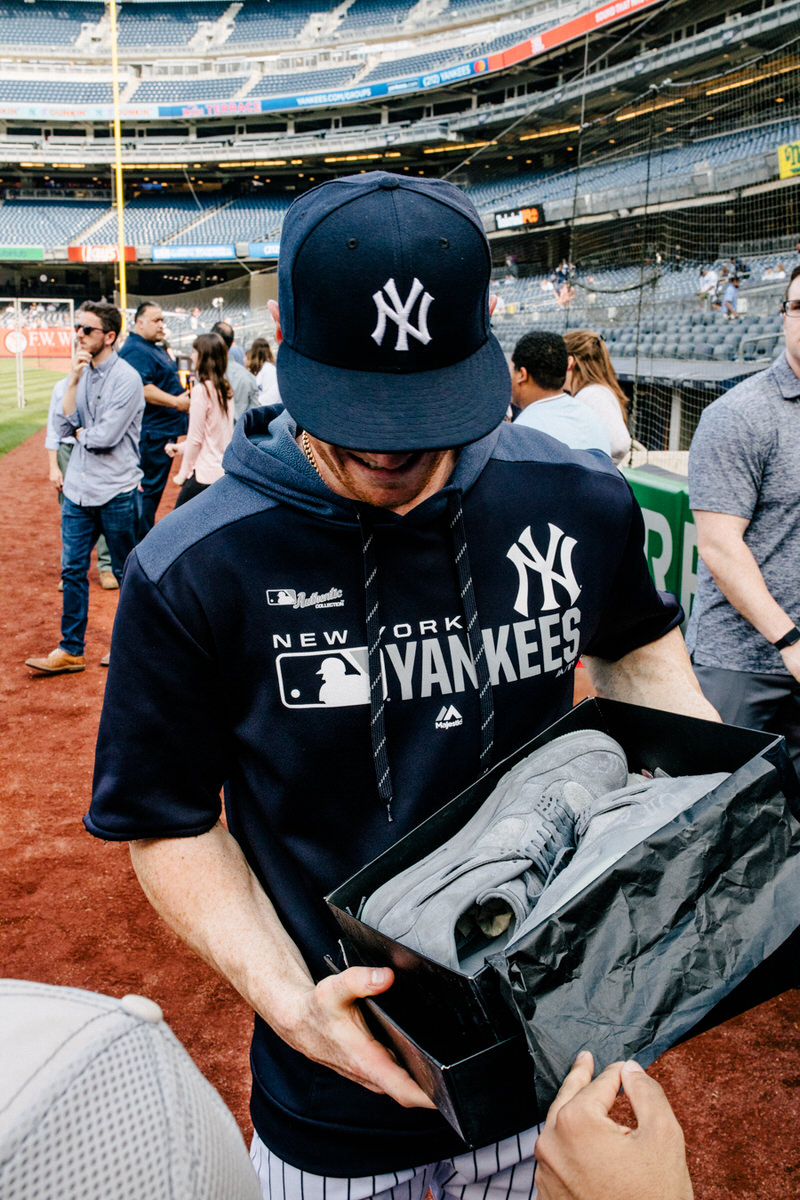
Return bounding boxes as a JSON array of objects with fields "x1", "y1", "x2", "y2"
[
  {"x1": 26, "y1": 301, "x2": 144, "y2": 675},
  {"x1": 687, "y1": 264, "x2": 800, "y2": 766}
]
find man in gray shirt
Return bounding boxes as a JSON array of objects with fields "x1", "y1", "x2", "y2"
[
  {"x1": 26, "y1": 301, "x2": 144, "y2": 676},
  {"x1": 210, "y1": 320, "x2": 259, "y2": 420},
  {"x1": 686, "y1": 264, "x2": 800, "y2": 764}
]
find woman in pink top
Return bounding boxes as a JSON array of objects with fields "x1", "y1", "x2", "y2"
[{"x1": 166, "y1": 333, "x2": 234, "y2": 509}]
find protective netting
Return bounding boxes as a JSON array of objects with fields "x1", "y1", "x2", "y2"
[
  {"x1": 483, "y1": 41, "x2": 800, "y2": 468},
  {"x1": 124, "y1": 268, "x2": 278, "y2": 359}
]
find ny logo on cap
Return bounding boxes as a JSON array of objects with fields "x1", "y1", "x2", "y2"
[{"x1": 372, "y1": 277, "x2": 433, "y2": 352}]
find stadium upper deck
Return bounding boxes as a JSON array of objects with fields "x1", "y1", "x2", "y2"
[{"x1": 0, "y1": 0, "x2": 795, "y2": 336}]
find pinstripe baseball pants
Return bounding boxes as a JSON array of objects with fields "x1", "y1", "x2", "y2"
[{"x1": 250, "y1": 1123, "x2": 542, "y2": 1200}]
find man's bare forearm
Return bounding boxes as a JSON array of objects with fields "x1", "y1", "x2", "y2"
[
  {"x1": 583, "y1": 627, "x2": 720, "y2": 721},
  {"x1": 129, "y1": 822, "x2": 311, "y2": 1030},
  {"x1": 695, "y1": 511, "x2": 794, "y2": 643},
  {"x1": 129, "y1": 821, "x2": 433, "y2": 1107},
  {"x1": 143, "y1": 383, "x2": 189, "y2": 411}
]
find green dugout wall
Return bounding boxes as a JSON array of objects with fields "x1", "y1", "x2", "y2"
[{"x1": 621, "y1": 467, "x2": 697, "y2": 622}]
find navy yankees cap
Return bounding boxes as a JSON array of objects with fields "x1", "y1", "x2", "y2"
[{"x1": 276, "y1": 171, "x2": 510, "y2": 451}]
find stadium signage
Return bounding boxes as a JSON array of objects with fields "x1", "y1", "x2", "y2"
[
  {"x1": 0, "y1": 327, "x2": 72, "y2": 358},
  {"x1": 247, "y1": 242, "x2": 281, "y2": 259},
  {"x1": 495, "y1": 206, "x2": 545, "y2": 230},
  {"x1": 68, "y1": 245, "x2": 135, "y2": 264},
  {"x1": 779, "y1": 141, "x2": 800, "y2": 179},
  {"x1": 0, "y1": 247, "x2": 43, "y2": 261},
  {"x1": 152, "y1": 245, "x2": 237, "y2": 262}
]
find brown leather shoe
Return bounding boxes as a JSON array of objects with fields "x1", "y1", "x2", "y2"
[
  {"x1": 100, "y1": 653, "x2": 110, "y2": 668},
  {"x1": 25, "y1": 648, "x2": 85, "y2": 675},
  {"x1": 99, "y1": 571, "x2": 119, "y2": 591}
]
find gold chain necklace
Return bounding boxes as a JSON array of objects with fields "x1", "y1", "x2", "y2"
[{"x1": 301, "y1": 429, "x2": 322, "y2": 479}]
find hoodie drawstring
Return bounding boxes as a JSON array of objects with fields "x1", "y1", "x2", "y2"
[
  {"x1": 359, "y1": 514, "x2": 394, "y2": 821},
  {"x1": 449, "y1": 494, "x2": 495, "y2": 776},
  {"x1": 357, "y1": 495, "x2": 496, "y2": 824}
]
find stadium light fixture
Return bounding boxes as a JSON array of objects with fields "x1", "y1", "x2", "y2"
[
  {"x1": 423, "y1": 142, "x2": 488, "y2": 155},
  {"x1": 705, "y1": 62, "x2": 799, "y2": 96},
  {"x1": 615, "y1": 98, "x2": 684, "y2": 122},
  {"x1": 519, "y1": 125, "x2": 580, "y2": 141},
  {"x1": 323, "y1": 153, "x2": 382, "y2": 163}
]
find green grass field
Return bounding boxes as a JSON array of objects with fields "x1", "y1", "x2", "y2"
[{"x1": 0, "y1": 358, "x2": 65, "y2": 458}]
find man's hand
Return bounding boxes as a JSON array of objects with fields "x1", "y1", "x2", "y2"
[
  {"x1": 128, "y1": 826, "x2": 434, "y2": 1113},
  {"x1": 535, "y1": 1052, "x2": 693, "y2": 1200},
  {"x1": 70, "y1": 346, "x2": 92, "y2": 380},
  {"x1": 142, "y1": 384, "x2": 190, "y2": 412},
  {"x1": 274, "y1": 965, "x2": 435, "y2": 1109},
  {"x1": 49, "y1": 463, "x2": 63, "y2": 491}
]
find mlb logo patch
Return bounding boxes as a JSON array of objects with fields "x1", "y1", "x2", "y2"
[
  {"x1": 276, "y1": 648, "x2": 370, "y2": 709},
  {"x1": 266, "y1": 589, "x2": 297, "y2": 606}
]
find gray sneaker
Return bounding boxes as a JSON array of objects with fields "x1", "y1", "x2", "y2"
[
  {"x1": 505, "y1": 768, "x2": 730, "y2": 947},
  {"x1": 360, "y1": 730, "x2": 629, "y2": 971}
]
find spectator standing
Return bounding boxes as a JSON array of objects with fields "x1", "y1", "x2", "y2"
[
  {"x1": 86, "y1": 172, "x2": 715, "y2": 1200},
  {"x1": 211, "y1": 321, "x2": 259, "y2": 421},
  {"x1": 563, "y1": 329, "x2": 631, "y2": 466},
  {"x1": 722, "y1": 275, "x2": 740, "y2": 320},
  {"x1": 166, "y1": 333, "x2": 234, "y2": 508},
  {"x1": 686, "y1": 265, "x2": 800, "y2": 767},
  {"x1": 118, "y1": 301, "x2": 189, "y2": 537},
  {"x1": 210, "y1": 317, "x2": 245, "y2": 367},
  {"x1": 45, "y1": 374, "x2": 117, "y2": 590},
  {"x1": 245, "y1": 336, "x2": 280, "y2": 406},
  {"x1": 26, "y1": 301, "x2": 143, "y2": 675},
  {"x1": 696, "y1": 266, "x2": 718, "y2": 308},
  {"x1": 511, "y1": 330, "x2": 612, "y2": 456}
]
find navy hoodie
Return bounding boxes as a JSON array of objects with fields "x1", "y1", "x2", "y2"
[{"x1": 87, "y1": 408, "x2": 680, "y2": 1175}]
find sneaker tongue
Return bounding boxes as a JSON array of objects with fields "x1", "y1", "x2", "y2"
[{"x1": 561, "y1": 779, "x2": 595, "y2": 821}]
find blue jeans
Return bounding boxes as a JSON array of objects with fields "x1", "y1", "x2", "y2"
[
  {"x1": 57, "y1": 443, "x2": 112, "y2": 574},
  {"x1": 138, "y1": 433, "x2": 175, "y2": 539},
  {"x1": 60, "y1": 489, "x2": 139, "y2": 655}
]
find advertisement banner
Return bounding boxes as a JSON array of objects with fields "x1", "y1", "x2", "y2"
[
  {"x1": 0, "y1": 326, "x2": 72, "y2": 358},
  {"x1": 68, "y1": 245, "x2": 136, "y2": 263},
  {"x1": 247, "y1": 242, "x2": 281, "y2": 259},
  {"x1": 152, "y1": 245, "x2": 237, "y2": 262},
  {"x1": 0, "y1": 247, "x2": 44, "y2": 261},
  {"x1": 779, "y1": 141, "x2": 800, "y2": 180},
  {"x1": 495, "y1": 205, "x2": 545, "y2": 230}
]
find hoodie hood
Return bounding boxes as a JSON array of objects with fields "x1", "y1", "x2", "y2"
[{"x1": 222, "y1": 405, "x2": 504, "y2": 527}]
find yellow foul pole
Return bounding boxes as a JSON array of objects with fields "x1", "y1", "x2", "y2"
[{"x1": 108, "y1": 0, "x2": 127, "y2": 324}]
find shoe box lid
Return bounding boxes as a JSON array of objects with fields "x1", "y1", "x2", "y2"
[{"x1": 326, "y1": 698, "x2": 800, "y2": 1144}]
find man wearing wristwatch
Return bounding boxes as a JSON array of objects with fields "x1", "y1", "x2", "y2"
[{"x1": 686, "y1": 263, "x2": 800, "y2": 768}]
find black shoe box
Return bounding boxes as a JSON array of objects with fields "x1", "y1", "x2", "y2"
[{"x1": 326, "y1": 699, "x2": 800, "y2": 1147}]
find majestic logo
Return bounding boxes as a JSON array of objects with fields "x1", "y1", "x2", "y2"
[
  {"x1": 435, "y1": 704, "x2": 463, "y2": 730},
  {"x1": 507, "y1": 524, "x2": 581, "y2": 617},
  {"x1": 371, "y1": 277, "x2": 433, "y2": 351},
  {"x1": 266, "y1": 587, "x2": 344, "y2": 610}
]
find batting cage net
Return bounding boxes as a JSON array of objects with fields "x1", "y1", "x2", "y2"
[{"x1": 482, "y1": 36, "x2": 800, "y2": 470}]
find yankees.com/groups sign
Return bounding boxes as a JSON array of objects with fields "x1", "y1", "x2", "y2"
[{"x1": 0, "y1": 327, "x2": 72, "y2": 357}]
